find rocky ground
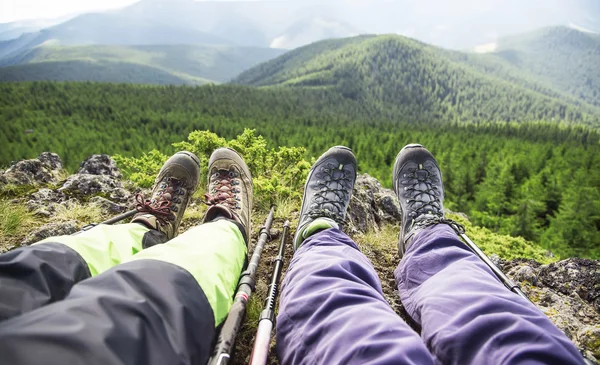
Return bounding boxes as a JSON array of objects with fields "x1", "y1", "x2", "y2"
[{"x1": 1, "y1": 153, "x2": 599, "y2": 364}]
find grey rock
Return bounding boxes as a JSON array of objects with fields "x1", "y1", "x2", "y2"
[
  {"x1": 78, "y1": 155, "x2": 122, "y2": 178},
  {"x1": 538, "y1": 259, "x2": 600, "y2": 311},
  {"x1": 506, "y1": 258, "x2": 600, "y2": 363},
  {"x1": 38, "y1": 152, "x2": 63, "y2": 171},
  {"x1": 21, "y1": 220, "x2": 79, "y2": 245},
  {"x1": 0, "y1": 153, "x2": 63, "y2": 186},
  {"x1": 26, "y1": 188, "x2": 68, "y2": 216},
  {"x1": 59, "y1": 174, "x2": 122, "y2": 197},
  {"x1": 347, "y1": 174, "x2": 401, "y2": 233}
]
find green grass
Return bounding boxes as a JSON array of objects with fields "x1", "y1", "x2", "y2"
[{"x1": 0, "y1": 200, "x2": 35, "y2": 250}]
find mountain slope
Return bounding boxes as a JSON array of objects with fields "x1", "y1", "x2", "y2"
[
  {"x1": 0, "y1": 12, "x2": 232, "y2": 62},
  {"x1": 233, "y1": 34, "x2": 600, "y2": 127},
  {"x1": 492, "y1": 26, "x2": 600, "y2": 107},
  {"x1": 0, "y1": 44, "x2": 286, "y2": 84}
]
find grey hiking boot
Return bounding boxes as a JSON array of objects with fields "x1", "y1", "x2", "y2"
[
  {"x1": 132, "y1": 151, "x2": 201, "y2": 240},
  {"x1": 202, "y1": 148, "x2": 253, "y2": 244},
  {"x1": 293, "y1": 146, "x2": 357, "y2": 250},
  {"x1": 393, "y1": 144, "x2": 454, "y2": 257}
]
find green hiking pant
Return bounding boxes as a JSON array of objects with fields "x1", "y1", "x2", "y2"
[{"x1": 35, "y1": 220, "x2": 247, "y2": 325}]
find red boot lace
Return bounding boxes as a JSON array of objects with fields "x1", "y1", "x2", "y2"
[
  {"x1": 135, "y1": 182, "x2": 177, "y2": 226},
  {"x1": 204, "y1": 170, "x2": 240, "y2": 210}
]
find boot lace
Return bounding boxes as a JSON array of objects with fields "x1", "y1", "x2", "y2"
[
  {"x1": 204, "y1": 170, "x2": 241, "y2": 211},
  {"x1": 135, "y1": 177, "x2": 184, "y2": 226},
  {"x1": 401, "y1": 166, "x2": 444, "y2": 219},
  {"x1": 307, "y1": 162, "x2": 353, "y2": 225}
]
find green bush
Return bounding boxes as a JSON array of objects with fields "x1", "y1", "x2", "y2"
[{"x1": 114, "y1": 129, "x2": 311, "y2": 211}]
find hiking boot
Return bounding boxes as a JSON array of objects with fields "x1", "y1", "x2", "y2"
[
  {"x1": 133, "y1": 151, "x2": 201, "y2": 240},
  {"x1": 393, "y1": 144, "x2": 447, "y2": 257},
  {"x1": 293, "y1": 146, "x2": 357, "y2": 250},
  {"x1": 202, "y1": 148, "x2": 253, "y2": 244}
]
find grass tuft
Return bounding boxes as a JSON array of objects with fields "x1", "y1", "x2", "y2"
[{"x1": 0, "y1": 200, "x2": 36, "y2": 251}]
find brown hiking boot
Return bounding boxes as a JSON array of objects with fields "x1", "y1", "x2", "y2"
[
  {"x1": 202, "y1": 148, "x2": 253, "y2": 244},
  {"x1": 132, "y1": 151, "x2": 200, "y2": 240}
]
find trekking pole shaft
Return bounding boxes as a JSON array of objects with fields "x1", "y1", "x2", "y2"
[
  {"x1": 458, "y1": 232, "x2": 530, "y2": 302},
  {"x1": 101, "y1": 209, "x2": 137, "y2": 225},
  {"x1": 208, "y1": 207, "x2": 275, "y2": 365},
  {"x1": 249, "y1": 220, "x2": 290, "y2": 365}
]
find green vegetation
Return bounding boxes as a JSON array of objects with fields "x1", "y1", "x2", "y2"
[
  {"x1": 233, "y1": 34, "x2": 600, "y2": 127},
  {"x1": 494, "y1": 26, "x2": 600, "y2": 107},
  {"x1": 1, "y1": 33, "x2": 599, "y2": 259},
  {"x1": 0, "y1": 44, "x2": 285, "y2": 84},
  {"x1": 0, "y1": 200, "x2": 35, "y2": 249}
]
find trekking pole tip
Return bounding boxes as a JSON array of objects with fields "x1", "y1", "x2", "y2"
[{"x1": 284, "y1": 220, "x2": 290, "y2": 227}]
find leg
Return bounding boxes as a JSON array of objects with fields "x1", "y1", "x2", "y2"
[
  {"x1": 277, "y1": 228, "x2": 434, "y2": 365},
  {"x1": 0, "y1": 150, "x2": 200, "y2": 321},
  {"x1": 0, "y1": 219, "x2": 246, "y2": 365},
  {"x1": 278, "y1": 146, "x2": 434, "y2": 365},
  {"x1": 392, "y1": 144, "x2": 584, "y2": 364},
  {"x1": 0, "y1": 223, "x2": 153, "y2": 321},
  {"x1": 395, "y1": 225, "x2": 584, "y2": 364}
]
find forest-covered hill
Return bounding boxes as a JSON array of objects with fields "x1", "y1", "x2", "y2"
[
  {"x1": 1, "y1": 82, "x2": 599, "y2": 259},
  {"x1": 0, "y1": 44, "x2": 286, "y2": 84},
  {"x1": 233, "y1": 33, "x2": 600, "y2": 127}
]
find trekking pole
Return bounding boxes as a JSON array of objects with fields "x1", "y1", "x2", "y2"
[
  {"x1": 208, "y1": 207, "x2": 275, "y2": 365},
  {"x1": 75, "y1": 209, "x2": 138, "y2": 234},
  {"x1": 446, "y1": 221, "x2": 530, "y2": 302},
  {"x1": 248, "y1": 220, "x2": 290, "y2": 365}
]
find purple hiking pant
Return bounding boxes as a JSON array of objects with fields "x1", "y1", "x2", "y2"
[{"x1": 276, "y1": 225, "x2": 584, "y2": 365}]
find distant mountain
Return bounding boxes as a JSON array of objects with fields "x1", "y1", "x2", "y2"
[
  {"x1": 2, "y1": 0, "x2": 599, "y2": 56},
  {"x1": 0, "y1": 13, "x2": 232, "y2": 62},
  {"x1": 233, "y1": 33, "x2": 600, "y2": 127},
  {"x1": 492, "y1": 26, "x2": 600, "y2": 107},
  {"x1": 0, "y1": 44, "x2": 285, "y2": 84}
]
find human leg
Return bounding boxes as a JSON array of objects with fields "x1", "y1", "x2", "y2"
[
  {"x1": 393, "y1": 144, "x2": 584, "y2": 365},
  {"x1": 0, "y1": 151, "x2": 198, "y2": 321},
  {"x1": 277, "y1": 146, "x2": 434, "y2": 365}
]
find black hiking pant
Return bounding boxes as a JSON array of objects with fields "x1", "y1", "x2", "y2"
[{"x1": 0, "y1": 242, "x2": 216, "y2": 365}]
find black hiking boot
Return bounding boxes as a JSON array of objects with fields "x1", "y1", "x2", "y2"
[
  {"x1": 393, "y1": 144, "x2": 450, "y2": 257},
  {"x1": 133, "y1": 151, "x2": 201, "y2": 240},
  {"x1": 202, "y1": 148, "x2": 253, "y2": 244},
  {"x1": 293, "y1": 146, "x2": 357, "y2": 250}
]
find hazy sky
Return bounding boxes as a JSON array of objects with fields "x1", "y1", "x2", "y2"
[{"x1": 0, "y1": 0, "x2": 140, "y2": 23}]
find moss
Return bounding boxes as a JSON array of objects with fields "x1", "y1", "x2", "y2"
[{"x1": 0, "y1": 184, "x2": 37, "y2": 198}]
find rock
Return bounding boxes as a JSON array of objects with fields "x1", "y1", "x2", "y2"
[
  {"x1": 78, "y1": 155, "x2": 122, "y2": 178},
  {"x1": 578, "y1": 326, "x2": 600, "y2": 360},
  {"x1": 89, "y1": 196, "x2": 128, "y2": 214},
  {"x1": 21, "y1": 220, "x2": 80, "y2": 245},
  {"x1": 538, "y1": 259, "x2": 600, "y2": 311},
  {"x1": 506, "y1": 258, "x2": 600, "y2": 363},
  {"x1": 0, "y1": 153, "x2": 63, "y2": 186},
  {"x1": 347, "y1": 174, "x2": 402, "y2": 233},
  {"x1": 60, "y1": 174, "x2": 120, "y2": 195},
  {"x1": 26, "y1": 188, "x2": 68, "y2": 216},
  {"x1": 38, "y1": 152, "x2": 63, "y2": 171}
]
